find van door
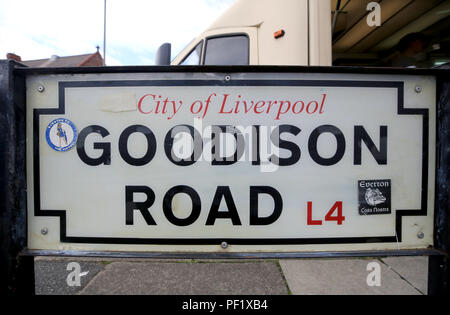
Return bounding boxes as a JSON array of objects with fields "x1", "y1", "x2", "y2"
[{"x1": 172, "y1": 27, "x2": 258, "y2": 65}]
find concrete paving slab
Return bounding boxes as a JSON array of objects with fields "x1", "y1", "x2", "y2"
[
  {"x1": 35, "y1": 258, "x2": 106, "y2": 295},
  {"x1": 279, "y1": 258, "x2": 422, "y2": 295},
  {"x1": 380, "y1": 256, "x2": 428, "y2": 294},
  {"x1": 79, "y1": 261, "x2": 289, "y2": 295}
]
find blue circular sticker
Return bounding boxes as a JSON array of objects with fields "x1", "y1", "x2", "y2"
[{"x1": 46, "y1": 118, "x2": 78, "y2": 152}]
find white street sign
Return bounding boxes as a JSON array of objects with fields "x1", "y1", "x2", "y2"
[{"x1": 27, "y1": 71, "x2": 436, "y2": 253}]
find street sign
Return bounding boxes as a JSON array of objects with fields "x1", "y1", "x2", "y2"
[{"x1": 26, "y1": 71, "x2": 436, "y2": 253}]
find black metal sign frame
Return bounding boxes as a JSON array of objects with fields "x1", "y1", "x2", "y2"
[{"x1": 1, "y1": 60, "x2": 448, "y2": 295}]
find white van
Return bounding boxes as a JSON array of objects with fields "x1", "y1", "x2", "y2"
[{"x1": 157, "y1": 0, "x2": 450, "y2": 68}]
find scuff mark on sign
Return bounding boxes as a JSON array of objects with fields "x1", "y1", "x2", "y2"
[{"x1": 99, "y1": 92, "x2": 137, "y2": 112}]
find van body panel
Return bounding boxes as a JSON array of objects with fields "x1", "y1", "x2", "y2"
[{"x1": 172, "y1": 0, "x2": 331, "y2": 66}]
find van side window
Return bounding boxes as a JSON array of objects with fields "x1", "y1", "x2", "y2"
[
  {"x1": 204, "y1": 35, "x2": 249, "y2": 65},
  {"x1": 180, "y1": 41, "x2": 203, "y2": 65}
]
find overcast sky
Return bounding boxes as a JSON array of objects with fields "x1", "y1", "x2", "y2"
[{"x1": 0, "y1": 0, "x2": 236, "y2": 65}]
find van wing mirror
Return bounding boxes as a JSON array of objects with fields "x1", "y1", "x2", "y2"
[{"x1": 155, "y1": 43, "x2": 171, "y2": 65}]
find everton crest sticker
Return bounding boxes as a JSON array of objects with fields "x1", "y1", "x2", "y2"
[
  {"x1": 358, "y1": 180, "x2": 391, "y2": 215},
  {"x1": 46, "y1": 118, "x2": 78, "y2": 152}
]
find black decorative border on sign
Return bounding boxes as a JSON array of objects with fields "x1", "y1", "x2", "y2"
[{"x1": 32, "y1": 79, "x2": 429, "y2": 245}]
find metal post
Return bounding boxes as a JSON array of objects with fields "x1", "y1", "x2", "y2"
[
  {"x1": 0, "y1": 60, "x2": 33, "y2": 295},
  {"x1": 103, "y1": 0, "x2": 107, "y2": 66},
  {"x1": 331, "y1": 0, "x2": 341, "y2": 37},
  {"x1": 428, "y1": 76, "x2": 450, "y2": 295}
]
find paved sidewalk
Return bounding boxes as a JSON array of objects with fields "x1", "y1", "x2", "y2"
[
  {"x1": 34, "y1": 256, "x2": 428, "y2": 295},
  {"x1": 279, "y1": 257, "x2": 427, "y2": 295}
]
